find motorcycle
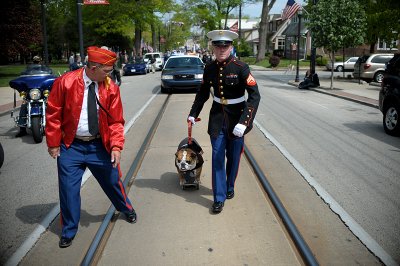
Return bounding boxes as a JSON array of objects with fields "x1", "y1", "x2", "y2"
[{"x1": 9, "y1": 67, "x2": 56, "y2": 143}]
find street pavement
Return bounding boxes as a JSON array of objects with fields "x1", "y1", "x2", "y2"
[{"x1": 1, "y1": 69, "x2": 383, "y2": 265}]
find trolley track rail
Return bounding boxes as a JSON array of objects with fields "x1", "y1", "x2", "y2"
[{"x1": 79, "y1": 93, "x2": 318, "y2": 266}]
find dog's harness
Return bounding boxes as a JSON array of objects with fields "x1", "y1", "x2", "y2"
[{"x1": 213, "y1": 96, "x2": 245, "y2": 105}]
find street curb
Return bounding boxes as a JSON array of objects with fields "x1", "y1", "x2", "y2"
[{"x1": 287, "y1": 81, "x2": 379, "y2": 109}]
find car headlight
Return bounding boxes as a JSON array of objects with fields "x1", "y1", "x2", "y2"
[
  {"x1": 161, "y1": 75, "x2": 173, "y2": 80},
  {"x1": 195, "y1": 74, "x2": 203, "y2": 79},
  {"x1": 43, "y1": 89, "x2": 50, "y2": 97},
  {"x1": 29, "y1": 89, "x2": 41, "y2": 100}
]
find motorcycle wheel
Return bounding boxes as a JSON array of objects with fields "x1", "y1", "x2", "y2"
[
  {"x1": 31, "y1": 116, "x2": 44, "y2": 143},
  {"x1": 0, "y1": 142, "x2": 4, "y2": 168}
]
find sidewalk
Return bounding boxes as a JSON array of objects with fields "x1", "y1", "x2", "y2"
[
  {"x1": 0, "y1": 87, "x2": 21, "y2": 116},
  {"x1": 291, "y1": 77, "x2": 380, "y2": 109},
  {"x1": 249, "y1": 64, "x2": 380, "y2": 109}
]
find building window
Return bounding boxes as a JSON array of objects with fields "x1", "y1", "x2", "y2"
[
  {"x1": 377, "y1": 38, "x2": 399, "y2": 50},
  {"x1": 278, "y1": 38, "x2": 285, "y2": 50}
]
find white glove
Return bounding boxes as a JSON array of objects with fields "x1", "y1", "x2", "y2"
[
  {"x1": 233, "y1": 123, "x2": 246, "y2": 137},
  {"x1": 187, "y1": 116, "x2": 196, "y2": 125}
]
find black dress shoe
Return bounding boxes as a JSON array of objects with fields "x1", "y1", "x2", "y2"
[
  {"x1": 212, "y1": 202, "x2": 224, "y2": 213},
  {"x1": 59, "y1": 236, "x2": 74, "y2": 248},
  {"x1": 126, "y1": 209, "x2": 137, "y2": 223},
  {"x1": 227, "y1": 190, "x2": 235, "y2": 199},
  {"x1": 15, "y1": 129, "x2": 27, "y2": 138}
]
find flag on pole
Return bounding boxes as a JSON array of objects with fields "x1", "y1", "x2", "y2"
[{"x1": 282, "y1": 0, "x2": 300, "y2": 21}]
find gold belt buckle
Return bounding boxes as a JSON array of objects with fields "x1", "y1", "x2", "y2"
[{"x1": 222, "y1": 99, "x2": 228, "y2": 105}]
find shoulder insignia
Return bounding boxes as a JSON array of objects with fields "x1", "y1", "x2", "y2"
[{"x1": 246, "y1": 73, "x2": 257, "y2": 86}]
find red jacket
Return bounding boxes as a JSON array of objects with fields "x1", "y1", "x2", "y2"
[{"x1": 46, "y1": 68, "x2": 125, "y2": 153}]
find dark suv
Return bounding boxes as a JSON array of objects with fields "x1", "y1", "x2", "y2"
[{"x1": 379, "y1": 54, "x2": 400, "y2": 136}]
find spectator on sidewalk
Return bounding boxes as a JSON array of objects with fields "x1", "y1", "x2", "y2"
[{"x1": 298, "y1": 69, "x2": 320, "y2": 89}]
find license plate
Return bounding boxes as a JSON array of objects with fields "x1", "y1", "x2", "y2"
[{"x1": 131, "y1": 69, "x2": 136, "y2": 72}]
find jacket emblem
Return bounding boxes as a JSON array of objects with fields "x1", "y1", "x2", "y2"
[{"x1": 246, "y1": 74, "x2": 257, "y2": 86}]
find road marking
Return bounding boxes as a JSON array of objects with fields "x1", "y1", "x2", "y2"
[
  {"x1": 254, "y1": 120, "x2": 397, "y2": 266},
  {"x1": 5, "y1": 90, "x2": 160, "y2": 266}
]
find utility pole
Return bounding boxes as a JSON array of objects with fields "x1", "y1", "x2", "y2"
[
  {"x1": 40, "y1": 0, "x2": 49, "y2": 65},
  {"x1": 77, "y1": 0, "x2": 84, "y2": 60},
  {"x1": 310, "y1": 0, "x2": 318, "y2": 73}
]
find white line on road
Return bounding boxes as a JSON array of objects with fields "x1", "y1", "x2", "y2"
[
  {"x1": 5, "y1": 91, "x2": 160, "y2": 266},
  {"x1": 254, "y1": 119, "x2": 397, "y2": 266}
]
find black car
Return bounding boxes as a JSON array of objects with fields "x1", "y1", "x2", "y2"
[
  {"x1": 160, "y1": 55, "x2": 204, "y2": 93},
  {"x1": 123, "y1": 59, "x2": 148, "y2": 75},
  {"x1": 379, "y1": 53, "x2": 400, "y2": 136}
]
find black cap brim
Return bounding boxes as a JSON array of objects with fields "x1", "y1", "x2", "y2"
[{"x1": 212, "y1": 40, "x2": 233, "y2": 45}]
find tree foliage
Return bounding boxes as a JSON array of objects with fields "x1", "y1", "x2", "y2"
[
  {"x1": 359, "y1": 0, "x2": 400, "y2": 53},
  {"x1": 306, "y1": 0, "x2": 367, "y2": 88},
  {"x1": 1, "y1": 0, "x2": 43, "y2": 63}
]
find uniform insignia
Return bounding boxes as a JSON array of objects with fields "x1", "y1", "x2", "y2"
[{"x1": 246, "y1": 74, "x2": 257, "y2": 86}]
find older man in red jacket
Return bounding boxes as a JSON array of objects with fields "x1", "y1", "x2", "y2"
[{"x1": 46, "y1": 46, "x2": 136, "y2": 248}]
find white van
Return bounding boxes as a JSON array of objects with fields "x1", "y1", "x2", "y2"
[{"x1": 144, "y1": 52, "x2": 164, "y2": 70}]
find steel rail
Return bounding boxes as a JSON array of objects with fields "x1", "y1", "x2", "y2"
[
  {"x1": 244, "y1": 145, "x2": 319, "y2": 266},
  {"x1": 81, "y1": 94, "x2": 171, "y2": 266}
]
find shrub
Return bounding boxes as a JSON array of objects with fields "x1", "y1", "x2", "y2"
[{"x1": 269, "y1": 55, "x2": 280, "y2": 67}]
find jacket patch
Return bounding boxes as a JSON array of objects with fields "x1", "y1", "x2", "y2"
[{"x1": 246, "y1": 74, "x2": 257, "y2": 86}]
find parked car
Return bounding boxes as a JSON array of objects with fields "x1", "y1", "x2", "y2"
[
  {"x1": 122, "y1": 59, "x2": 147, "y2": 75},
  {"x1": 326, "y1": 57, "x2": 358, "y2": 72},
  {"x1": 161, "y1": 55, "x2": 204, "y2": 93},
  {"x1": 353, "y1": 53, "x2": 394, "y2": 83},
  {"x1": 379, "y1": 53, "x2": 400, "y2": 136},
  {"x1": 144, "y1": 52, "x2": 164, "y2": 70}
]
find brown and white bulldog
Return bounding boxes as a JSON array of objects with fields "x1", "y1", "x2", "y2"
[{"x1": 175, "y1": 137, "x2": 204, "y2": 187}]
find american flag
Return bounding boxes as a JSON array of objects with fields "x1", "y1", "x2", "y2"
[{"x1": 282, "y1": 0, "x2": 301, "y2": 21}]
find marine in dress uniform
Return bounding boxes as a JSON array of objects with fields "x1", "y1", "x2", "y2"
[
  {"x1": 188, "y1": 30, "x2": 261, "y2": 213},
  {"x1": 46, "y1": 46, "x2": 136, "y2": 248}
]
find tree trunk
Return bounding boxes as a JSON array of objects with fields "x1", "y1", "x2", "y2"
[
  {"x1": 369, "y1": 43, "x2": 375, "y2": 54},
  {"x1": 151, "y1": 24, "x2": 156, "y2": 51},
  {"x1": 256, "y1": 0, "x2": 276, "y2": 63},
  {"x1": 134, "y1": 26, "x2": 142, "y2": 57}
]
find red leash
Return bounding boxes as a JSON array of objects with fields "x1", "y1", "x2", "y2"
[{"x1": 188, "y1": 118, "x2": 201, "y2": 145}]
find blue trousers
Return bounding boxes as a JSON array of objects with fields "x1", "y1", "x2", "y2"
[
  {"x1": 210, "y1": 127, "x2": 244, "y2": 203},
  {"x1": 57, "y1": 139, "x2": 133, "y2": 239}
]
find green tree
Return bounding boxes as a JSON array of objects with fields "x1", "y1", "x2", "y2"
[
  {"x1": 307, "y1": 0, "x2": 366, "y2": 89},
  {"x1": 1, "y1": 0, "x2": 42, "y2": 64},
  {"x1": 359, "y1": 0, "x2": 400, "y2": 53}
]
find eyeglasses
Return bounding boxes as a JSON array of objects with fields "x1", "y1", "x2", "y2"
[{"x1": 98, "y1": 66, "x2": 114, "y2": 75}]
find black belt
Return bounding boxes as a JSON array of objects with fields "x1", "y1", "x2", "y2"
[{"x1": 74, "y1": 135, "x2": 101, "y2": 142}]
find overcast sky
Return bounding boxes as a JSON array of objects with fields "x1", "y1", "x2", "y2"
[{"x1": 237, "y1": 0, "x2": 306, "y2": 18}]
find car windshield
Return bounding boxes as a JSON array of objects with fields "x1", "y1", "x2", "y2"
[
  {"x1": 165, "y1": 57, "x2": 203, "y2": 68},
  {"x1": 356, "y1": 55, "x2": 369, "y2": 64},
  {"x1": 131, "y1": 59, "x2": 145, "y2": 64}
]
